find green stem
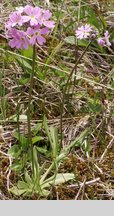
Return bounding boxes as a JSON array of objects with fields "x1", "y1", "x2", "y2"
[
  {"x1": 27, "y1": 45, "x2": 36, "y2": 176},
  {"x1": 41, "y1": 162, "x2": 54, "y2": 183},
  {"x1": 60, "y1": 40, "x2": 92, "y2": 147}
]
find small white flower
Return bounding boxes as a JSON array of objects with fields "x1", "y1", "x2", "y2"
[{"x1": 75, "y1": 24, "x2": 93, "y2": 39}]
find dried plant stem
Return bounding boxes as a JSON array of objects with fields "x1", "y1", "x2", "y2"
[
  {"x1": 60, "y1": 41, "x2": 92, "y2": 147},
  {"x1": 27, "y1": 45, "x2": 36, "y2": 176}
]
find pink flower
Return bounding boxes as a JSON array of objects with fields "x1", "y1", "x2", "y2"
[
  {"x1": 97, "y1": 38, "x2": 105, "y2": 46},
  {"x1": 5, "y1": 21, "x2": 12, "y2": 29},
  {"x1": 75, "y1": 24, "x2": 92, "y2": 39},
  {"x1": 39, "y1": 9, "x2": 55, "y2": 29},
  {"x1": 8, "y1": 29, "x2": 29, "y2": 49},
  {"x1": 6, "y1": 12, "x2": 23, "y2": 28},
  {"x1": 97, "y1": 31, "x2": 111, "y2": 47},
  {"x1": 104, "y1": 31, "x2": 111, "y2": 46},
  {"x1": 6, "y1": 27, "x2": 16, "y2": 38},
  {"x1": 27, "y1": 25, "x2": 49, "y2": 45},
  {"x1": 22, "y1": 5, "x2": 41, "y2": 26}
]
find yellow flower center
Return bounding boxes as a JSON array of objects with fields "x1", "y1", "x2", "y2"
[
  {"x1": 30, "y1": 15, "x2": 35, "y2": 19},
  {"x1": 35, "y1": 32, "x2": 39, "y2": 36}
]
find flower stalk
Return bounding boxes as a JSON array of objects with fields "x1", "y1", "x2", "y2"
[
  {"x1": 60, "y1": 40, "x2": 92, "y2": 147},
  {"x1": 27, "y1": 45, "x2": 36, "y2": 176}
]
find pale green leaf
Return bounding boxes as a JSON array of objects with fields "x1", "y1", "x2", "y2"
[
  {"x1": 9, "y1": 186, "x2": 27, "y2": 196},
  {"x1": 42, "y1": 173, "x2": 75, "y2": 188}
]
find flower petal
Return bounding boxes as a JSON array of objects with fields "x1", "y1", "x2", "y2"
[
  {"x1": 37, "y1": 35, "x2": 46, "y2": 45},
  {"x1": 30, "y1": 35, "x2": 37, "y2": 45},
  {"x1": 44, "y1": 20, "x2": 55, "y2": 28}
]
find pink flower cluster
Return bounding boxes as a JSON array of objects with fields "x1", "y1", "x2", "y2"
[
  {"x1": 75, "y1": 24, "x2": 111, "y2": 47},
  {"x1": 5, "y1": 5, "x2": 55, "y2": 49}
]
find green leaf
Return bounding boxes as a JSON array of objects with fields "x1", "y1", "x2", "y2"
[
  {"x1": 54, "y1": 173, "x2": 75, "y2": 185},
  {"x1": 49, "y1": 127, "x2": 59, "y2": 159},
  {"x1": 40, "y1": 189, "x2": 50, "y2": 196},
  {"x1": 13, "y1": 131, "x2": 24, "y2": 142},
  {"x1": 32, "y1": 123, "x2": 42, "y2": 135},
  {"x1": 111, "y1": 30, "x2": 114, "y2": 40},
  {"x1": 13, "y1": 132, "x2": 28, "y2": 150},
  {"x1": 64, "y1": 36, "x2": 88, "y2": 47},
  {"x1": 16, "y1": 57, "x2": 32, "y2": 70},
  {"x1": 89, "y1": 102, "x2": 102, "y2": 113},
  {"x1": 7, "y1": 114, "x2": 27, "y2": 122},
  {"x1": 21, "y1": 46, "x2": 33, "y2": 58},
  {"x1": 42, "y1": 173, "x2": 75, "y2": 188},
  {"x1": 17, "y1": 180, "x2": 28, "y2": 189},
  {"x1": 32, "y1": 136, "x2": 44, "y2": 144},
  {"x1": 111, "y1": 82, "x2": 114, "y2": 88},
  {"x1": 10, "y1": 180, "x2": 31, "y2": 196},
  {"x1": 43, "y1": 116, "x2": 52, "y2": 144},
  {"x1": 99, "y1": 15, "x2": 107, "y2": 29},
  {"x1": 87, "y1": 8, "x2": 101, "y2": 30},
  {"x1": 56, "y1": 151, "x2": 67, "y2": 163},
  {"x1": 33, "y1": 147, "x2": 40, "y2": 181},
  {"x1": 68, "y1": 129, "x2": 88, "y2": 150},
  {"x1": 88, "y1": 99, "x2": 102, "y2": 113},
  {"x1": 9, "y1": 186, "x2": 27, "y2": 196},
  {"x1": 39, "y1": 162, "x2": 46, "y2": 176},
  {"x1": 43, "y1": 116, "x2": 59, "y2": 159},
  {"x1": 25, "y1": 172, "x2": 32, "y2": 185},
  {"x1": 10, "y1": 163, "x2": 23, "y2": 172},
  {"x1": 18, "y1": 77, "x2": 30, "y2": 85},
  {"x1": 8, "y1": 145, "x2": 21, "y2": 158},
  {"x1": 36, "y1": 147, "x2": 48, "y2": 155},
  {"x1": 64, "y1": 36, "x2": 76, "y2": 45},
  {"x1": 78, "y1": 40, "x2": 89, "y2": 47}
]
